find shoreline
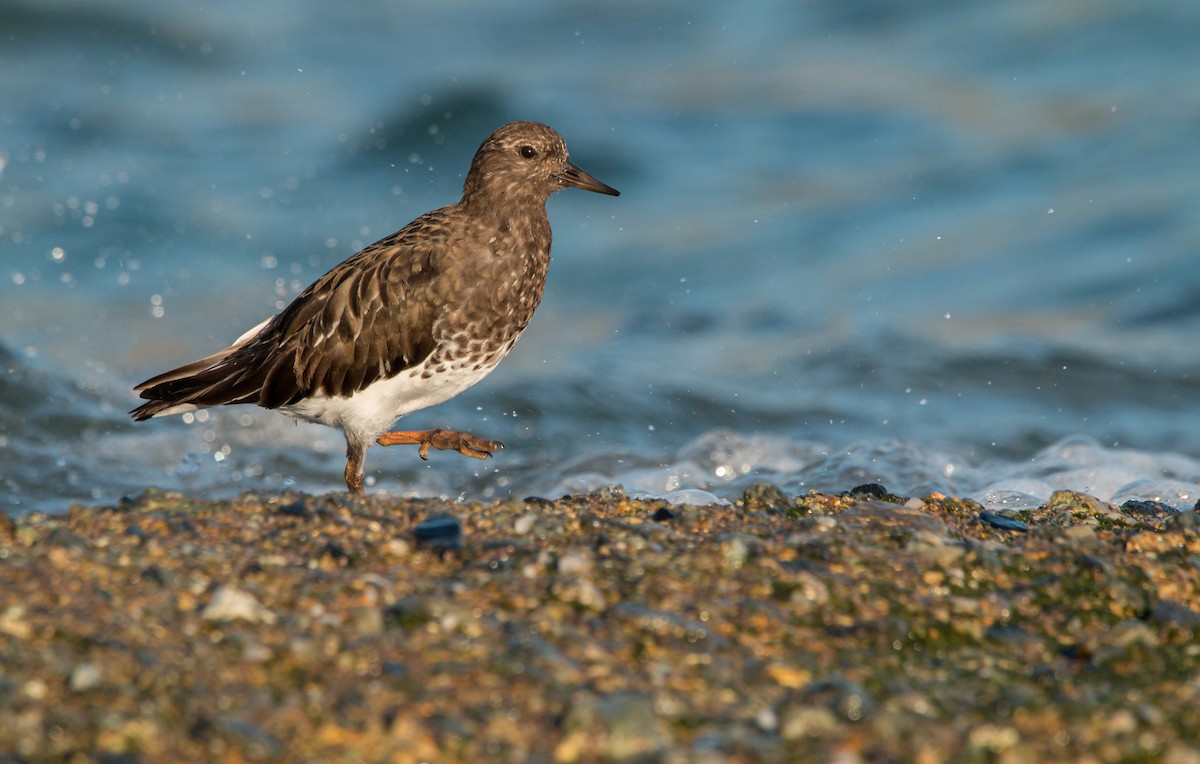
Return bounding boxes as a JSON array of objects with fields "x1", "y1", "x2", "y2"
[{"x1": 2, "y1": 485, "x2": 1199, "y2": 761}]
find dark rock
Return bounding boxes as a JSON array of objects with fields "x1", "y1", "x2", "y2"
[
  {"x1": 412, "y1": 514, "x2": 463, "y2": 551},
  {"x1": 1150, "y1": 600, "x2": 1200, "y2": 629},
  {"x1": 0, "y1": 512, "x2": 15, "y2": 540},
  {"x1": 275, "y1": 500, "x2": 313, "y2": 518},
  {"x1": 650, "y1": 507, "x2": 675, "y2": 522},
  {"x1": 1120, "y1": 499, "x2": 1174, "y2": 516},
  {"x1": 979, "y1": 511, "x2": 1030, "y2": 532},
  {"x1": 385, "y1": 597, "x2": 434, "y2": 630},
  {"x1": 320, "y1": 540, "x2": 352, "y2": 565},
  {"x1": 848, "y1": 483, "x2": 889, "y2": 499},
  {"x1": 136, "y1": 565, "x2": 169, "y2": 586},
  {"x1": 523, "y1": 496, "x2": 555, "y2": 508}
]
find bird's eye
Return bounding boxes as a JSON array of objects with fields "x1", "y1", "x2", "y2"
[{"x1": 519, "y1": 145, "x2": 537, "y2": 159}]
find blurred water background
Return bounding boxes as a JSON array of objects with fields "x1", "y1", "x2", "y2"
[{"x1": 3, "y1": 0, "x2": 1200, "y2": 514}]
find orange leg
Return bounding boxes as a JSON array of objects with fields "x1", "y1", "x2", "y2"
[{"x1": 376, "y1": 428, "x2": 503, "y2": 461}]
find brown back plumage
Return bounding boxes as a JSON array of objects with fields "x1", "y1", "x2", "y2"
[{"x1": 130, "y1": 212, "x2": 448, "y2": 420}]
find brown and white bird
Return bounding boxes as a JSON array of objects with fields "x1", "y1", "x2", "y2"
[{"x1": 131, "y1": 121, "x2": 619, "y2": 494}]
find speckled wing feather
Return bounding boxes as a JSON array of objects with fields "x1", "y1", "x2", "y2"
[{"x1": 131, "y1": 210, "x2": 451, "y2": 419}]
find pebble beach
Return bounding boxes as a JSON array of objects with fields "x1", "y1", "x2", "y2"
[{"x1": 3, "y1": 485, "x2": 1199, "y2": 762}]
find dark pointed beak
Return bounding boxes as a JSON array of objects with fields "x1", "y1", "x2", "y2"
[{"x1": 558, "y1": 161, "x2": 620, "y2": 196}]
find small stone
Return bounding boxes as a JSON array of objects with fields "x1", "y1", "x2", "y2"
[
  {"x1": 563, "y1": 692, "x2": 671, "y2": 760},
  {"x1": 0, "y1": 607, "x2": 32, "y2": 640},
  {"x1": 212, "y1": 716, "x2": 283, "y2": 760},
  {"x1": 650, "y1": 506, "x2": 675, "y2": 522},
  {"x1": 68, "y1": 661, "x2": 103, "y2": 691},
  {"x1": 798, "y1": 677, "x2": 874, "y2": 722},
  {"x1": 513, "y1": 513, "x2": 537, "y2": 535},
  {"x1": 557, "y1": 551, "x2": 594, "y2": 576},
  {"x1": 351, "y1": 606, "x2": 384, "y2": 637},
  {"x1": 202, "y1": 585, "x2": 277, "y2": 625},
  {"x1": 46, "y1": 526, "x2": 86, "y2": 548},
  {"x1": 722, "y1": 535, "x2": 752, "y2": 569},
  {"x1": 779, "y1": 705, "x2": 839, "y2": 740},
  {"x1": 552, "y1": 576, "x2": 607, "y2": 612}
]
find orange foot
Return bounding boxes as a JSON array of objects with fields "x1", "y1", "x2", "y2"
[{"x1": 376, "y1": 429, "x2": 504, "y2": 461}]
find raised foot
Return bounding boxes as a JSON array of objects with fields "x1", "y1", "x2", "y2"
[{"x1": 376, "y1": 428, "x2": 504, "y2": 461}]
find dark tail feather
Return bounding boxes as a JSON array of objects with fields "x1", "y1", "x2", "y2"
[{"x1": 130, "y1": 350, "x2": 272, "y2": 420}]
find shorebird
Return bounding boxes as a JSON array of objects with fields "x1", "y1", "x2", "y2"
[{"x1": 131, "y1": 121, "x2": 619, "y2": 494}]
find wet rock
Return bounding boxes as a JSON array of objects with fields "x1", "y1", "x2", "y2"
[
  {"x1": 650, "y1": 506, "x2": 675, "y2": 522},
  {"x1": 979, "y1": 511, "x2": 1029, "y2": 532},
  {"x1": 741, "y1": 483, "x2": 792, "y2": 513},
  {"x1": 847, "y1": 482, "x2": 890, "y2": 499}
]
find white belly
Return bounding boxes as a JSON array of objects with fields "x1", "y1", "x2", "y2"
[{"x1": 280, "y1": 359, "x2": 498, "y2": 441}]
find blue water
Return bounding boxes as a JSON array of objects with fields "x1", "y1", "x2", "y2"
[{"x1": 3, "y1": 0, "x2": 1200, "y2": 514}]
